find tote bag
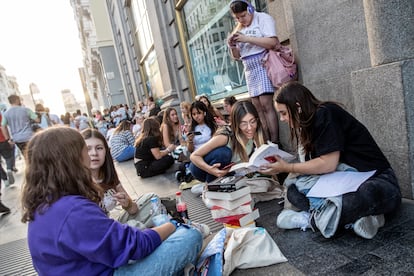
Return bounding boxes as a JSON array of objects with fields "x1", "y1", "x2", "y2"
[{"x1": 262, "y1": 45, "x2": 297, "y2": 88}]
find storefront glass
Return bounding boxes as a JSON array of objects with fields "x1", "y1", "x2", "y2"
[{"x1": 182, "y1": 0, "x2": 267, "y2": 101}]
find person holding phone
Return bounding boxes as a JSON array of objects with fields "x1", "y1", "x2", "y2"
[
  {"x1": 228, "y1": 0, "x2": 281, "y2": 144},
  {"x1": 187, "y1": 101, "x2": 217, "y2": 153},
  {"x1": 190, "y1": 100, "x2": 265, "y2": 183}
]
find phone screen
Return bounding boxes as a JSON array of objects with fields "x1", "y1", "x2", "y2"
[{"x1": 222, "y1": 162, "x2": 235, "y2": 170}]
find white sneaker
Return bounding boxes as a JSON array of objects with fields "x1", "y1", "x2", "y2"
[
  {"x1": 353, "y1": 214, "x2": 385, "y2": 239},
  {"x1": 277, "y1": 209, "x2": 310, "y2": 231},
  {"x1": 191, "y1": 183, "x2": 205, "y2": 195},
  {"x1": 3, "y1": 179, "x2": 9, "y2": 188},
  {"x1": 189, "y1": 221, "x2": 211, "y2": 238}
]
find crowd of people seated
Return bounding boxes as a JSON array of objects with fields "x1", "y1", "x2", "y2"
[{"x1": 17, "y1": 84, "x2": 401, "y2": 242}]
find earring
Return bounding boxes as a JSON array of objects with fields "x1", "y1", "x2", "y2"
[
  {"x1": 204, "y1": 112, "x2": 206, "y2": 116},
  {"x1": 298, "y1": 107, "x2": 302, "y2": 114}
]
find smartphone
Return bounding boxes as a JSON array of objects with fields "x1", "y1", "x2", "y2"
[
  {"x1": 222, "y1": 162, "x2": 236, "y2": 170},
  {"x1": 264, "y1": 156, "x2": 277, "y2": 163},
  {"x1": 188, "y1": 131, "x2": 202, "y2": 135}
]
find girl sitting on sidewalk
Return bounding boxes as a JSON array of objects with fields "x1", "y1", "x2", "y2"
[
  {"x1": 109, "y1": 120, "x2": 135, "y2": 162},
  {"x1": 135, "y1": 118, "x2": 175, "y2": 178},
  {"x1": 21, "y1": 127, "x2": 202, "y2": 275},
  {"x1": 190, "y1": 100, "x2": 265, "y2": 183}
]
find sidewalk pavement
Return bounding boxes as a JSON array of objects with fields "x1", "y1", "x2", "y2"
[{"x1": 1, "y1": 158, "x2": 413, "y2": 275}]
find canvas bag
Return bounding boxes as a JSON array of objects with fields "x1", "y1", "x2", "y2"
[
  {"x1": 223, "y1": 227, "x2": 288, "y2": 276},
  {"x1": 262, "y1": 45, "x2": 297, "y2": 88},
  {"x1": 237, "y1": 176, "x2": 285, "y2": 203},
  {"x1": 117, "y1": 192, "x2": 161, "y2": 229}
]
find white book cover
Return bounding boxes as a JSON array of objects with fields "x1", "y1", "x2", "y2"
[
  {"x1": 207, "y1": 193, "x2": 252, "y2": 210},
  {"x1": 205, "y1": 186, "x2": 251, "y2": 200},
  {"x1": 210, "y1": 202, "x2": 254, "y2": 219},
  {"x1": 239, "y1": 209, "x2": 260, "y2": 227}
]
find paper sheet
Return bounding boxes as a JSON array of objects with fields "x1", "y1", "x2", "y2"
[{"x1": 306, "y1": 170, "x2": 376, "y2": 198}]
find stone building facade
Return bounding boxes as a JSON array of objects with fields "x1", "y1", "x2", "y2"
[{"x1": 71, "y1": 0, "x2": 414, "y2": 198}]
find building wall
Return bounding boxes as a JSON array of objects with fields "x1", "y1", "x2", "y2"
[
  {"x1": 73, "y1": 0, "x2": 414, "y2": 197},
  {"x1": 269, "y1": 0, "x2": 414, "y2": 198}
]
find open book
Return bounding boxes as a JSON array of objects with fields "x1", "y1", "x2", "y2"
[{"x1": 229, "y1": 142, "x2": 294, "y2": 175}]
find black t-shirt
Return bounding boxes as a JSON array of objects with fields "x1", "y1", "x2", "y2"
[
  {"x1": 135, "y1": 136, "x2": 161, "y2": 162},
  {"x1": 308, "y1": 103, "x2": 390, "y2": 173}
]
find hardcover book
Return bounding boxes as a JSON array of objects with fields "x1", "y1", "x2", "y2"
[
  {"x1": 205, "y1": 186, "x2": 251, "y2": 201},
  {"x1": 207, "y1": 193, "x2": 252, "y2": 210},
  {"x1": 207, "y1": 175, "x2": 246, "y2": 192}
]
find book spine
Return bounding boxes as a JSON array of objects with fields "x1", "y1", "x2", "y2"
[{"x1": 207, "y1": 184, "x2": 238, "y2": 192}]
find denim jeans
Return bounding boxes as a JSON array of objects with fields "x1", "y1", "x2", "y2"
[
  {"x1": 287, "y1": 168, "x2": 402, "y2": 229},
  {"x1": 339, "y1": 168, "x2": 401, "y2": 227},
  {"x1": 115, "y1": 146, "x2": 135, "y2": 162},
  {"x1": 189, "y1": 146, "x2": 232, "y2": 182},
  {"x1": 114, "y1": 226, "x2": 202, "y2": 276},
  {"x1": 0, "y1": 141, "x2": 13, "y2": 180}
]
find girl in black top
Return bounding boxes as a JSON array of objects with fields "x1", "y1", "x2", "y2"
[
  {"x1": 260, "y1": 82, "x2": 401, "y2": 239},
  {"x1": 134, "y1": 118, "x2": 174, "y2": 178}
]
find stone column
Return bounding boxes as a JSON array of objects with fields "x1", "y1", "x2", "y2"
[
  {"x1": 363, "y1": 0, "x2": 414, "y2": 66},
  {"x1": 351, "y1": 0, "x2": 414, "y2": 198}
]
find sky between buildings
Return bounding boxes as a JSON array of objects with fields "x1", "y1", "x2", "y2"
[{"x1": 0, "y1": 0, "x2": 84, "y2": 115}]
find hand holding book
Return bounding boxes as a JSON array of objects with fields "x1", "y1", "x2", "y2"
[
  {"x1": 258, "y1": 154, "x2": 292, "y2": 175},
  {"x1": 229, "y1": 142, "x2": 294, "y2": 176}
]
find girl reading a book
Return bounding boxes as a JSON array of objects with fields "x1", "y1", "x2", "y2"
[
  {"x1": 190, "y1": 100, "x2": 265, "y2": 183},
  {"x1": 259, "y1": 81, "x2": 401, "y2": 239},
  {"x1": 21, "y1": 127, "x2": 202, "y2": 275}
]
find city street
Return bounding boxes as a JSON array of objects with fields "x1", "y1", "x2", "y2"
[{"x1": 1, "y1": 159, "x2": 413, "y2": 275}]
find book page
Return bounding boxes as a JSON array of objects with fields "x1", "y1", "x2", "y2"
[
  {"x1": 250, "y1": 142, "x2": 294, "y2": 166},
  {"x1": 229, "y1": 143, "x2": 294, "y2": 175},
  {"x1": 306, "y1": 170, "x2": 376, "y2": 198}
]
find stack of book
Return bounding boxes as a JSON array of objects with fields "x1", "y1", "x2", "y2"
[{"x1": 205, "y1": 175, "x2": 260, "y2": 228}]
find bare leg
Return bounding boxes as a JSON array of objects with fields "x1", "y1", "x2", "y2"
[
  {"x1": 251, "y1": 96, "x2": 269, "y2": 142},
  {"x1": 259, "y1": 94, "x2": 279, "y2": 143}
]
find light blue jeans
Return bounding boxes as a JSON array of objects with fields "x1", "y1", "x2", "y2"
[
  {"x1": 114, "y1": 226, "x2": 202, "y2": 275},
  {"x1": 115, "y1": 146, "x2": 135, "y2": 162}
]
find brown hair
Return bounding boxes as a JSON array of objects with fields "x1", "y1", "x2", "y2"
[
  {"x1": 230, "y1": 100, "x2": 265, "y2": 161},
  {"x1": 135, "y1": 117, "x2": 162, "y2": 147},
  {"x1": 161, "y1": 107, "x2": 179, "y2": 145},
  {"x1": 81, "y1": 128, "x2": 120, "y2": 190},
  {"x1": 274, "y1": 81, "x2": 340, "y2": 155},
  {"x1": 21, "y1": 127, "x2": 101, "y2": 223},
  {"x1": 113, "y1": 120, "x2": 131, "y2": 134}
]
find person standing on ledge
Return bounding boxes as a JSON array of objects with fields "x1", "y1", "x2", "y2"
[
  {"x1": 259, "y1": 81, "x2": 401, "y2": 239},
  {"x1": 228, "y1": 0, "x2": 280, "y2": 143}
]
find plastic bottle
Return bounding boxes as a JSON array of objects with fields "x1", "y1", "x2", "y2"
[
  {"x1": 175, "y1": 191, "x2": 189, "y2": 219},
  {"x1": 150, "y1": 197, "x2": 169, "y2": 226}
]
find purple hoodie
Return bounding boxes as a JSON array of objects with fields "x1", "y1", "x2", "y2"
[{"x1": 28, "y1": 195, "x2": 161, "y2": 275}]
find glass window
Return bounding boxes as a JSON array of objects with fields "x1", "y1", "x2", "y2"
[
  {"x1": 183, "y1": 0, "x2": 267, "y2": 101},
  {"x1": 143, "y1": 50, "x2": 162, "y2": 99}
]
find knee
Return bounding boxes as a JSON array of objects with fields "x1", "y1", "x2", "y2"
[{"x1": 206, "y1": 146, "x2": 232, "y2": 165}]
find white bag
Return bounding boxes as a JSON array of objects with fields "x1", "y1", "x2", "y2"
[{"x1": 223, "y1": 227, "x2": 287, "y2": 275}]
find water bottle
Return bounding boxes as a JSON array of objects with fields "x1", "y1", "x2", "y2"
[
  {"x1": 150, "y1": 197, "x2": 169, "y2": 226},
  {"x1": 175, "y1": 191, "x2": 189, "y2": 219}
]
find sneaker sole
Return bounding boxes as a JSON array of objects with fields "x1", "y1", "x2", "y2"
[{"x1": 353, "y1": 214, "x2": 385, "y2": 239}]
